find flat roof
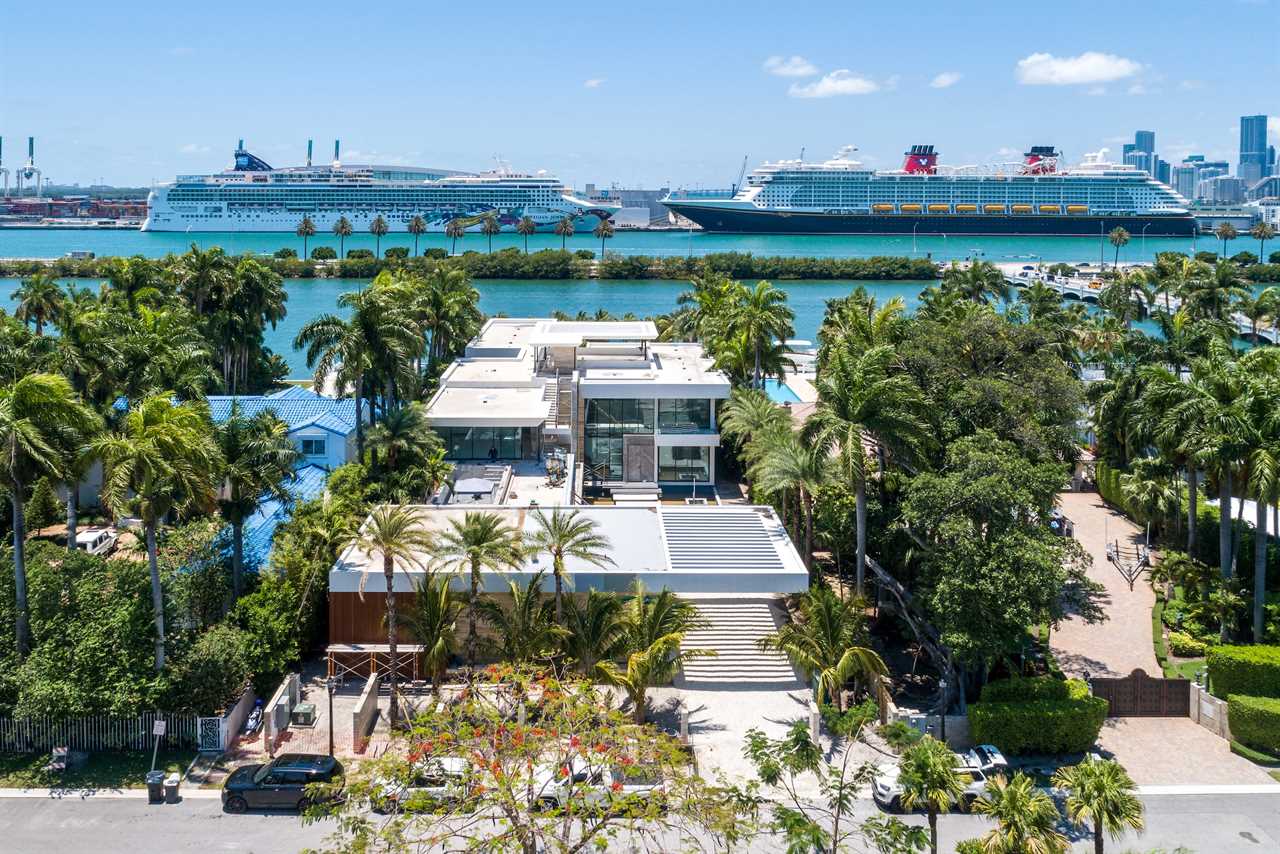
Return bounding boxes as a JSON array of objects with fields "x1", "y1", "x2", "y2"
[
  {"x1": 331, "y1": 505, "x2": 808, "y2": 595},
  {"x1": 579, "y1": 344, "x2": 731, "y2": 396},
  {"x1": 528, "y1": 320, "x2": 658, "y2": 346},
  {"x1": 441, "y1": 355, "x2": 536, "y2": 386},
  {"x1": 425, "y1": 386, "x2": 550, "y2": 427}
]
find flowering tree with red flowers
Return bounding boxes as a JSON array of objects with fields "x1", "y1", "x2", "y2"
[{"x1": 311, "y1": 667, "x2": 757, "y2": 853}]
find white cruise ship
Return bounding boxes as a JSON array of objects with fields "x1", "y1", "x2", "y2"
[{"x1": 143, "y1": 141, "x2": 617, "y2": 233}]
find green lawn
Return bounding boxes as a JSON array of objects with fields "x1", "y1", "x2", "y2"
[
  {"x1": 1163, "y1": 657, "x2": 1205, "y2": 681},
  {"x1": 0, "y1": 750, "x2": 195, "y2": 790}
]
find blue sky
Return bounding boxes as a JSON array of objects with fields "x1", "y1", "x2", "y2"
[{"x1": 2, "y1": 0, "x2": 1276, "y2": 189}]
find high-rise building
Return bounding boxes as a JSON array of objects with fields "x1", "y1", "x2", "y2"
[
  {"x1": 1198, "y1": 175, "x2": 1247, "y2": 205},
  {"x1": 1172, "y1": 165, "x2": 1198, "y2": 199},
  {"x1": 1134, "y1": 130, "x2": 1155, "y2": 154},
  {"x1": 1240, "y1": 115, "x2": 1270, "y2": 183}
]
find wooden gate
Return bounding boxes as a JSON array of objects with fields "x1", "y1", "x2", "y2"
[{"x1": 1090, "y1": 669, "x2": 1190, "y2": 717}]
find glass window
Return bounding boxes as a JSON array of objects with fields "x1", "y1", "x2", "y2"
[
  {"x1": 585, "y1": 400, "x2": 654, "y2": 481},
  {"x1": 300, "y1": 438, "x2": 326, "y2": 456},
  {"x1": 657, "y1": 399, "x2": 711, "y2": 431},
  {"x1": 658, "y1": 446, "x2": 710, "y2": 482}
]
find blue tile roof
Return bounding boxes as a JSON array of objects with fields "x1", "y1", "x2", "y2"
[
  {"x1": 205, "y1": 387, "x2": 360, "y2": 435},
  {"x1": 239, "y1": 464, "x2": 331, "y2": 571}
]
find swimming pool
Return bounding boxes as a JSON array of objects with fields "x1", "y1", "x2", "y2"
[{"x1": 763, "y1": 379, "x2": 801, "y2": 404}]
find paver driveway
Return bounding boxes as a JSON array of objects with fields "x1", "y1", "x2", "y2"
[{"x1": 1096, "y1": 717, "x2": 1279, "y2": 785}]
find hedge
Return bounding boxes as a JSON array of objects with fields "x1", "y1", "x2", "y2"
[
  {"x1": 968, "y1": 695, "x2": 1108, "y2": 755},
  {"x1": 1207, "y1": 645, "x2": 1280, "y2": 700},
  {"x1": 980, "y1": 675, "x2": 1081, "y2": 703},
  {"x1": 1169, "y1": 631, "x2": 1209, "y2": 657},
  {"x1": 1227, "y1": 694, "x2": 1280, "y2": 754}
]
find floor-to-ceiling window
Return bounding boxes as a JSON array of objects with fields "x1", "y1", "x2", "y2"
[
  {"x1": 584, "y1": 398, "x2": 654, "y2": 481},
  {"x1": 657, "y1": 399, "x2": 711, "y2": 432},
  {"x1": 657, "y1": 446, "x2": 711, "y2": 482},
  {"x1": 436, "y1": 426, "x2": 531, "y2": 460}
]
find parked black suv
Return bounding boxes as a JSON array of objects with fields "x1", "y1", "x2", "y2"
[{"x1": 222, "y1": 753, "x2": 344, "y2": 813}]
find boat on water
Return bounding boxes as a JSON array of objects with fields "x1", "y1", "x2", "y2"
[
  {"x1": 142, "y1": 141, "x2": 618, "y2": 233},
  {"x1": 662, "y1": 145, "x2": 1196, "y2": 237}
]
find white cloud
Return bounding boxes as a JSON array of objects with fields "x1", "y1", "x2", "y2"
[
  {"x1": 788, "y1": 70, "x2": 879, "y2": 98},
  {"x1": 583, "y1": 77, "x2": 606, "y2": 88},
  {"x1": 178, "y1": 143, "x2": 209, "y2": 154},
  {"x1": 1016, "y1": 51, "x2": 1142, "y2": 85},
  {"x1": 763, "y1": 55, "x2": 819, "y2": 77},
  {"x1": 929, "y1": 71, "x2": 962, "y2": 89}
]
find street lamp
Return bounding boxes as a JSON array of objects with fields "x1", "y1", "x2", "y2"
[
  {"x1": 325, "y1": 676, "x2": 337, "y2": 757},
  {"x1": 1141, "y1": 223, "x2": 1152, "y2": 257},
  {"x1": 938, "y1": 678, "x2": 948, "y2": 744}
]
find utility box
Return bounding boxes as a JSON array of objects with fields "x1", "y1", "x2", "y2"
[{"x1": 291, "y1": 702, "x2": 317, "y2": 727}]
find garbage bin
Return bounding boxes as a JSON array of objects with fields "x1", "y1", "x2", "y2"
[
  {"x1": 163, "y1": 773, "x2": 181, "y2": 804},
  {"x1": 145, "y1": 770, "x2": 166, "y2": 804}
]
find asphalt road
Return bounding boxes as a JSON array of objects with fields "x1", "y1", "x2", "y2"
[{"x1": 0, "y1": 791, "x2": 1275, "y2": 853}]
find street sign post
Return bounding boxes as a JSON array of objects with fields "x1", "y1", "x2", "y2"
[{"x1": 150, "y1": 718, "x2": 166, "y2": 771}]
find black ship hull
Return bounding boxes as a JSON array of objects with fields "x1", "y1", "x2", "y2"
[{"x1": 661, "y1": 203, "x2": 1197, "y2": 237}]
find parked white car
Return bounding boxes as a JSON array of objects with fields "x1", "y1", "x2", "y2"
[
  {"x1": 371, "y1": 757, "x2": 470, "y2": 814},
  {"x1": 963, "y1": 744, "x2": 1009, "y2": 777},
  {"x1": 534, "y1": 757, "x2": 666, "y2": 811},
  {"x1": 74, "y1": 527, "x2": 118, "y2": 556},
  {"x1": 872, "y1": 759, "x2": 991, "y2": 813}
]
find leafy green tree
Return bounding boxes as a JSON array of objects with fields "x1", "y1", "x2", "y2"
[
  {"x1": 332, "y1": 215, "x2": 353, "y2": 258},
  {"x1": 1107, "y1": 226, "x2": 1130, "y2": 269},
  {"x1": 593, "y1": 217, "x2": 615, "y2": 258},
  {"x1": 95, "y1": 395, "x2": 221, "y2": 671},
  {"x1": 553, "y1": 214, "x2": 575, "y2": 250},
  {"x1": 171, "y1": 624, "x2": 253, "y2": 715},
  {"x1": 527, "y1": 507, "x2": 614, "y2": 625},
  {"x1": 1052, "y1": 757, "x2": 1144, "y2": 854},
  {"x1": 480, "y1": 213, "x2": 501, "y2": 254},
  {"x1": 11, "y1": 272, "x2": 64, "y2": 336},
  {"x1": 430, "y1": 511, "x2": 526, "y2": 670},
  {"x1": 214, "y1": 406, "x2": 301, "y2": 599},
  {"x1": 353, "y1": 505, "x2": 433, "y2": 727},
  {"x1": 445, "y1": 217, "x2": 465, "y2": 255},
  {"x1": 407, "y1": 215, "x2": 427, "y2": 257},
  {"x1": 296, "y1": 215, "x2": 316, "y2": 259},
  {"x1": 515, "y1": 215, "x2": 537, "y2": 254},
  {"x1": 369, "y1": 215, "x2": 390, "y2": 258},
  {"x1": 757, "y1": 585, "x2": 886, "y2": 710},
  {"x1": 0, "y1": 373, "x2": 99, "y2": 654},
  {"x1": 898, "y1": 736, "x2": 966, "y2": 854},
  {"x1": 972, "y1": 772, "x2": 1068, "y2": 854},
  {"x1": 403, "y1": 570, "x2": 462, "y2": 696}
]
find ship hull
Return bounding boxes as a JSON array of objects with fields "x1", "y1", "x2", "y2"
[{"x1": 662, "y1": 203, "x2": 1197, "y2": 237}]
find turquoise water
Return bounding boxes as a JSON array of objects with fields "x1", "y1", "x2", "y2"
[
  {"x1": 763, "y1": 379, "x2": 802, "y2": 404},
  {"x1": 0, "y1": 227, "x2": 1207, "y2": 264},
  {"x1": 1, "y1": 277, "x2": 934, "y2": 379}
]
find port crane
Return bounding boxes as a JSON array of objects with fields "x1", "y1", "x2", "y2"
[
  {"x1": 0, "y1": 137, "x2": 8, "y2": 197},
  {"x1": 731, "y1": 155, "x2": 748, "y2": 194},
  {"x1": 15, "y1": 137, "x2": 42, "y2": 198}
]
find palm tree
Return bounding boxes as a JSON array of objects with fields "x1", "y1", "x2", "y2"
[
  {"x1": 527, "y1": 508, "x2": 614, "y2": 624},
  {"x1": 369, "y1": 215, "x2": 390, "y2": 258},
  {"x1": 1235, "y1": 287, "x2": 1278, "y2": 340},
  {"x1": 734, "y1": 280, "x2": 794, "y2": 389},
  {"x1": 445, "y1": 218, "x2": 466, "y2": 255},
  {"x1": 214, "y1": 406, "x2": 301, "y2": 599},
  {"x1": 898, "y1": 736, "x2": 966, "y2": 854},
  {"x1": 972, "y1": 772, "x2": 1068, "y2": 854},
  {"x1": 1052, "y1": 757, "x2": 1144, "y2": 854},
  {"x1": 296, "y1": 215, "x2": 317, "y2": 258},
  {"x1": 95, "y1": 395, "x2": 221, "y2": 671},
  {"x1": 597, "y1": 633, "x2": 711, "y2": 724},
  {"x1": 0, "y1": 373, "x2": 100, "y2": 654},
  {"x1": 751, "y1": 429, "x2": 826, "y2": 570},
  {"x1": 1248, "y1": 430, "x2": 1280, "y2": 641},
  {"x1": 104, "y1": 255, "x2": 160, "y2": 313},
  {"x1": 353, "y1": 505, "x2": 433, "y2": 728},
  {"x1": 515, "y1": 216, "x2": 537, "y2": 254},
  {"x1": 430, "y1": 511, "x2": 526, "y2": 670},
  {"x1": 554, "y1": 215, "x2": 575, "y2": 250},
  {"x1": 1107, "y1": 226, "x2": 1130, "y2": 269},
  {"x1": 367, "y1": 402, "x2": 437, "y2": 474},
  {"x1": 560, "y1": 590, "x2": 627, "y2": 675},
  {"x1": 1251, "y1": 221, "x2": 1276, "y2": 262},
  {"x1": 480, "y1": 214, "x2": 501, "y2": 254},
  {"x1": 172, "y1": 243, "x2": 232, "y2": 315},
  {"x1": 593, "y1": 218, "x2": 615, "y2": 258},
  {"x1": 332, "y1": 216, "x2": 354, "y2": 258},
  {"x1": 718, "y1": 386, "x2": 792, "y2": 468},
  {"x1": 757, "y1": 584, "x2": 886, "y2": 710},
  {"x1": 11, "y1": 273, "x2": 65, "y2": 335},
  {"x1": 1215, "y1": 222, "x2": 1238, "y2": 258},
  {"x1": 404, "y1": 569, "x2": 463, "y2": 696},
  {"x1": 808, "y1": 343, "x2": 929, "y2": 594},
  {"x1": 475, "y1": 570, "x2": 565, "y2": 665},
  {"x1": 942, "y1": 260, "x2": 1009, "y2": 304},
  {"x1": 407, "y1": 215, "x2": 427, "y2": 257},
  {"x1": 1182, "y1": 261, "x2": 1249, "y2": 321}
]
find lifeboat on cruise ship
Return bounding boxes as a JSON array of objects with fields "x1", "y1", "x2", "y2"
[
  {"x1": 900, "y1": 204, "x2": 922, "y2": 213},
  {"x1": 1011, "y1": 204, "x2": 1033, "y2": 213},
  {"x1": 1066, "y1": 205, "x2": 1088, "y2": 214},
  {"x1": 983, "y1": 204, "x2": 1005, "y2": 213},
  {"x1": 872, "y1": 203, "x2": 894, "y2": 212},
  {"x1": 956, "y1": 204, "x2": 977, "y2": 213},
  {"x1": 1039, "y1": 205, "x2": 1061, "y2": 214},
  {"x1": 928, "y1": 204, "x2": 950, "y2": 213}
]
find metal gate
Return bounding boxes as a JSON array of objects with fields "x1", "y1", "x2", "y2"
[{"x1": 1090, "y1": 668, "x2": 1191, "y2": 717}]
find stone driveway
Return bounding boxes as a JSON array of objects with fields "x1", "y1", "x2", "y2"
[
  {"x1": 1096, "y1": 717, "x2": 1279, "y2": 785},
  {"x1": 1051, "y1": 491, "x2": 1160, "y2": 679}
]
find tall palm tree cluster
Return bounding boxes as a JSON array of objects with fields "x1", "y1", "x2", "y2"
[
  {"x1": 1089, "y1": 252, "x2": 1280, "y2": 643},
  {"x1": 661, "y1": 273, "x2": 796, "y2": 388},
  {"x1": 354, "y1": 506, "x2": 710, "y2": 725}
]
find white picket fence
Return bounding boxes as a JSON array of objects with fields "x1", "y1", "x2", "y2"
[{"x1": 0, "y1": 711, "x2": 199, "y2": 753}]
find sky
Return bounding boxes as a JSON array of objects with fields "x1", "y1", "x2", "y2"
[{"x1": 2, "y1": 0, "x2": 1277, "y2": 190}]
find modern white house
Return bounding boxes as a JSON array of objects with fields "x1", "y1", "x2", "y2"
[{"x1": 424, "y1": 319, "x2": 731, "y2": 495}]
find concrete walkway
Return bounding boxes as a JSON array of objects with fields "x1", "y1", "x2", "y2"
[{"x1": 1051, "y1": 491, "x2": 1159, "y2": 679}]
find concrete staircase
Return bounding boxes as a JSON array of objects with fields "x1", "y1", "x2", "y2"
[{"x1": 679, "y1": 599, "x2": 801, "y2": 686}]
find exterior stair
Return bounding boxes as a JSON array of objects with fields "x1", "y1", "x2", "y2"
[
  {"x1": 542, "y1": 382, "x2": 558, "y2": 423},
  {"x1": 678, "y1": 599, "x2": 802, "y2": 686}
]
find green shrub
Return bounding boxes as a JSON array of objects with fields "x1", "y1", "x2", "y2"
[
  {"x1": 384, "y1": 247, "x2": 409, "y2": 260},
  {"x1": 877, "y1": 720, "x2": 923, "y2": 753},
  {"x1": 1230, "y1": 739, "x2": 1280, "y2": 764},
  {"x1": 25, "y1": 477, "x2": 62, "y2": 530},
  {"x1": 1227, "y1": 694, "x2": 1280, "y2": 754},
  {"x1": 1153, "y1": 598, "x2": 1169, "y2": 667},
  {"x1": 273, "y1": 247, "x2": 297, "y2": 259},
  {"x1": 954, "y1": 841, "x2": 984, "y2": 854},
  {"x1": 1207, "y1": 645, "x2": 1280, "y2": 699},
  {"x1": 170, "y1": 625, "x2": 252, "y2": 715},
  {"x1": 819, "y1": 698, "x2": 878, "y2": 736},
  {"x1": 346, "y1": 248, "x2": 374, "y2": 259},
  {"x1": 1169, "y1": 631, "x2": 1209, "y2": 658},
  {"x1": 968, "y1": 694, "x2": 1108, "y2": 755},
  {"x1": 980, "y1": 675, "x2": 1077, "y2": 703},
  {"x1": 310, "y1": 246, "x2": 337, "y2": 260}
]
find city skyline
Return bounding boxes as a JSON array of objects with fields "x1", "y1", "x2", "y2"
[{"x1": 1, "y1": 0, "x2": 1277, "y2": 189}]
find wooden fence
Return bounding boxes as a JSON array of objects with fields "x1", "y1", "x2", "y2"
[{"x1": 0, "y1": 711, "x2": 199, "y2": 753}]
